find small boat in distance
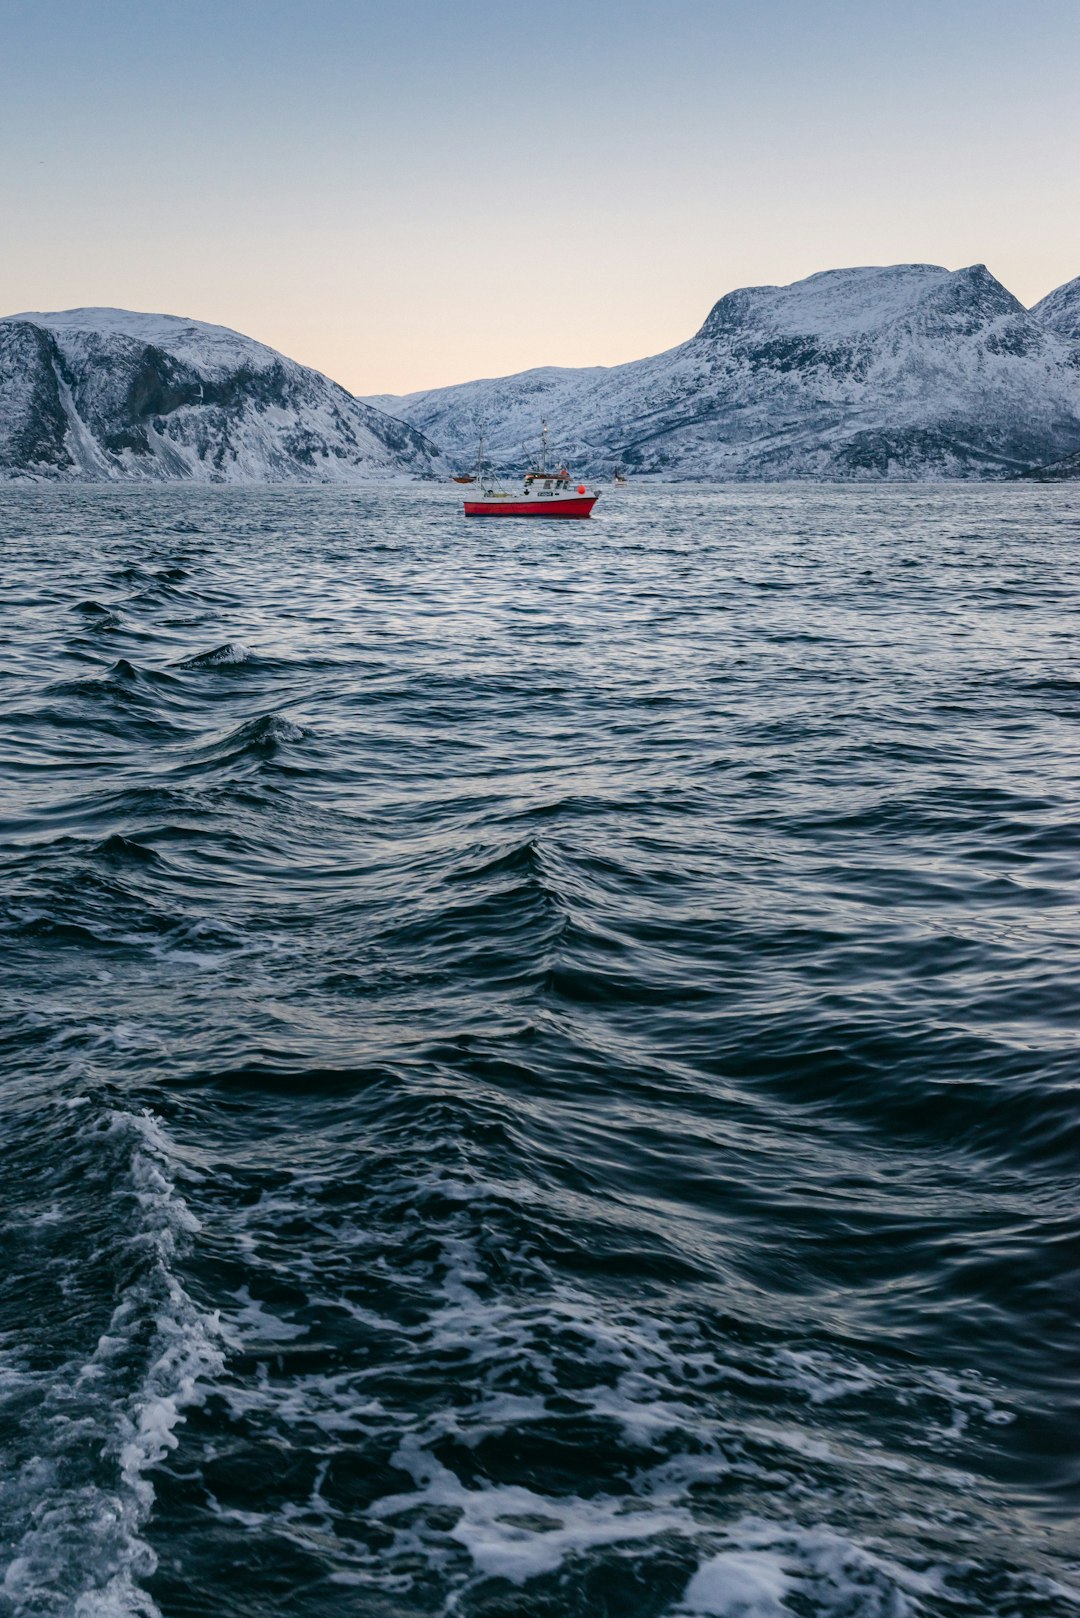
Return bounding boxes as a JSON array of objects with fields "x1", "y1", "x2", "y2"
[
  {"x1": 452, "y1": 473, "x2": 476, "y2": 484},
  {"x1": 463, "y1": 423, "x2": 599, "y2": 518}
]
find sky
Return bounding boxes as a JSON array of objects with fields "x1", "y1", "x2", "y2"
[{"x1": 2, "y1": 0, "x2": 1079, "y2": 396}]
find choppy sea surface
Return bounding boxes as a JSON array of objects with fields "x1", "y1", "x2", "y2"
[{"x1": 1, "y1": 483, "x2": 1078, "y2": 1618}]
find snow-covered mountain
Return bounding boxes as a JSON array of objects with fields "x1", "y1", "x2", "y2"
[
  {"x1": 0, "y1": 308, "x2": 443, "y2": 482},
  {"x1": 372, "y1": 265, "x2": 1080, "y2": 481}
]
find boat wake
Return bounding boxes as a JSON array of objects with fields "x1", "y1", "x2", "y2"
[{"x1": 0, "y1": 1102, "x2": 222, "y2": 1618}]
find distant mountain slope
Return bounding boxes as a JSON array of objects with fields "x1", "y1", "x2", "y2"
[
  {"x1": 373, "y1": 265, "x2": 1080, "y2": 481},
  {"x1": 1018, "y1": 276, "x2": 1080, "y2": 478},
  {"x1": 1031, "y1": 275, "x2": 1080, "y2": 342},
  {"x1": 0, "y1": 308, "x2": 443, "y2": 483}
]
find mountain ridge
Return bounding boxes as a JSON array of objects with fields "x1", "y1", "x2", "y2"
[{"x1": 4, "y1": 269, "x2": 1080, "y2": 484}]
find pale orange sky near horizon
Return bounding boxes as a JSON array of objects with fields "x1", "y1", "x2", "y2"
[{"x1": 3, "y1": 0, "x2": 1078, "y2": 397}]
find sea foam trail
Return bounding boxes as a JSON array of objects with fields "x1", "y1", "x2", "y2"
[
  {"x1": 149, "y1": 1139, "x2": 1052, "y2": 1616},
  {"x1": 0, "y1": 1108, "x2": 223, "y2": 1618}
]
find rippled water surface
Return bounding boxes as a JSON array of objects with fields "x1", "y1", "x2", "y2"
[{"x1": 2, "y1": 483, "x2": 1079, "y2": 1618}]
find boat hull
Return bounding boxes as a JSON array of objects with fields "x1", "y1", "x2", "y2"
[{"x1": 463, "y1": 495, "x2": 598, "y2": 518}]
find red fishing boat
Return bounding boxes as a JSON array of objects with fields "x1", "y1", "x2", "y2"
[{"x1": 463, "y1": 424, "x2": 599, "y2": 518}]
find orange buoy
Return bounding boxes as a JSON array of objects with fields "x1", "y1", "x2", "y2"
[{"x1": 577, "y1": 484, "x2": 586, "y2": 495}]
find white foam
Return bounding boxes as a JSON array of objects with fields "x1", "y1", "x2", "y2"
[
  {"x1": 922, "y1": 1369, "x2": 1015, "y2": 1436},
  {"x1": 678, "y1": 1519, "x2": 950, "y2": 1618},
  {"x1": 217, "y1": 1368, "x2": 386, "y2": 1438},
  {"x1": 371, "y1": 1438, "x2": 696, "y2": 1585},
  {"x1": 219, "y1": 1287, "x2": 310, "y2": 1347},
  {"x1": 774, "y1": 1348, "x2": 878, "y2": 1405},
  {"x1": 680, "y1": 1549, "x2": 791, "y2": 1615}
]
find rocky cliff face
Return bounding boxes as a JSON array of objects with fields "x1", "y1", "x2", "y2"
[
  {"x1": 0, "y1": 308, "x2": 443, "y2": 482},
  {"x1": 373, "y1": 265, "x2": 1080, "y2": 481}
]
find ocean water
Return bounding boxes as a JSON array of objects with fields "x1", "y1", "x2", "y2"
[{"x1": 1, "y1": 482, "x2": 1078, "y2": 1618}]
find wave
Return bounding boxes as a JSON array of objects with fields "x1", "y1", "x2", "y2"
[
  {"x1": 45, "y1": 661, "x2": 185, "y2": 714},
  {"x1": 181, "y1": 713, "x2": 309, "y2": 772},
  {"x1": 92, "y1": 833, "x2": 165, "y2": 866},
  {"x1": 172, "y1": 642, "x2": 254, "y2": 670}
]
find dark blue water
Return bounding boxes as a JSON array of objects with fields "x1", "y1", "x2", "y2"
[{"x1": 1, "y1": 483, "x2": 1078, "y2": 1618}]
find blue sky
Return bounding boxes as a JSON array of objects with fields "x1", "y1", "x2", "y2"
[{"x1": 2, "y1": 0, "x2": 1078, "y2": 391}]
